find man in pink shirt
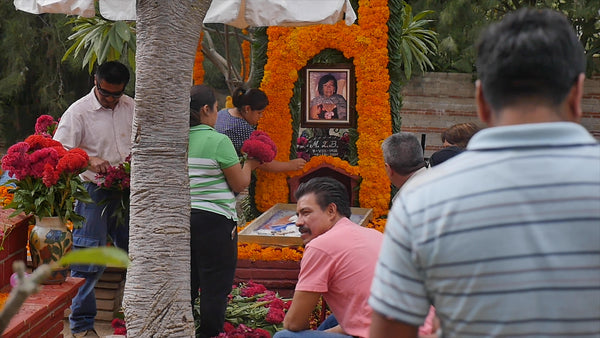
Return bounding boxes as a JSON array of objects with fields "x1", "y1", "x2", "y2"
[{"x1": 275, "y1": 177, "x2": 383, "y2": 338}]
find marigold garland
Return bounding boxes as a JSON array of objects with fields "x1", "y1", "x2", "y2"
[
  {"x1": 0, "y1": 186, "x2": 13, "y2": 207},
  {"x1": 241, "y1": 29, "x2": 251, "y2": 81},
  {"x1": 193, "y1": 31, "x2": 204, "y2": 85},
  {"x1": 255, "y1": 0, "x2": 392, "y2": 218},
  {"x1": 0, "y1": 292, "x2": 8, "y2": 311}
]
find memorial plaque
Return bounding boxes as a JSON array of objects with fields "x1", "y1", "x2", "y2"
[{"x1": 307, "y1": 136, "x2": 340, "y2": 157}]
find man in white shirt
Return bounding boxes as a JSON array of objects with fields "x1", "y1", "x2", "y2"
[{"x1": 54, "y1": 61, "x2": 134, "y2": 338}]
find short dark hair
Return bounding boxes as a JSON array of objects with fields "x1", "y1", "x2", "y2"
[
  {"x1": 189, "y1": 85, "x2": 216, "y2": 127},
  {"x1": 232, "y1": 87, "x2": 269, "y2": 111},
  {"x1": 96, "y1": 61, "x2": 130, "y2": 86},
  {"x1": 317, "y1": 74, "x2": 338, "y2": 96},
  {"x1": 441, "y1": 123, "x2": 481, "y2": 148},
  {"x1": 476, "y1": 8, "x2": 585, "y2": 112},
  {"x1": 382, "y1": 133, "x2": 425, "y2": 175},
  {"x1": 295, "y1": 177, "x2": 351, "y2": 218}
]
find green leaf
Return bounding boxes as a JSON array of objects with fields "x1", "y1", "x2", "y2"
[
  {"x1": 114, "y1": 21, "x2": 130, "y2": 42},
  {"x1": 58, "y1": 246, "x2": 130, "y2": 268}
]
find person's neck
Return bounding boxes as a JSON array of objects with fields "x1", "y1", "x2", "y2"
[
  {"x1": 491, "y1": 104, "x2": 572, "y2": 127},
  {"x1": 229, "y1": 107, "x2": 243, "y2": 118}
]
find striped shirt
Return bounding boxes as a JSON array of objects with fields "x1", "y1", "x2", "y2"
[
  {"x1": 370, "y1": 122, "x2": 600, "y2": 337},
  {"x1": 189, "y1": 124, "x2": 240, "y2": 220}
]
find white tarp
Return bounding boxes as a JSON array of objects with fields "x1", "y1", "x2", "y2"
[
  {"x1": 13, "y1": 0, "x2": 136, "y2": 20},
  {"x1": 203, "y1": 0, "x2": 357, "y2": 28},
  {"x1": 14, "y1": 0, "x2": 356, "y2": 27}
]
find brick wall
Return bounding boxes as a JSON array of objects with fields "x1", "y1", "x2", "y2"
[{"x1": 400, "y1": 72, "x2": 600, "y2": 157}]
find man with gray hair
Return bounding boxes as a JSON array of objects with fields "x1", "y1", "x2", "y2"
[{"x1": 381, "y1": 132, "x2": 427, "y2": 202}]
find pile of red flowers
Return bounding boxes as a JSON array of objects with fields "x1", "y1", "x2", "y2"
[
  {"x1": 1, "y1": 130, "x2": 91, "y2": 226},
  {"x1": 111, "y1": 318, "x2": 126, "y2": 336},
  {"x1": 241, "y1": 131, "x2": 277, "y2": 164},
  {"x1": 219, "y1": 323, "x2": 271, "y2": 338},
  {"x1": 218, "y1": 281, "x2": 291, "y2": 337}
]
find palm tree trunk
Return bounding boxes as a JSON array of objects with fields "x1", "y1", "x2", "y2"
[{"x1": 123, "y1": 1, "x2": 211, "y2": 336}]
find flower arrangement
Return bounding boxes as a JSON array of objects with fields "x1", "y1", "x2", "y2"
[
  {"x1": 95, "y1": 155, "x2": 131, "y2": 226},
  {"x1": 1, "y1": 117, "x2": 92, "y2": 227},
  {"x1": 242, "y1": 131, "x2": 277, "y2": 164},
  {"x1": 253, "y1": 0, "x2": 392, "y2": 217},
  {"x1": 216, "y1": 281, "x2": 291, "y2": 338}
]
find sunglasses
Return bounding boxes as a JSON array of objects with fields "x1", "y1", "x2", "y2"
[{"x1": 96, "y1": 83, "x2": 124, "y2": 98}]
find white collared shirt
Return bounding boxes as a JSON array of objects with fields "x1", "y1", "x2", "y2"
[{"x1": 54, "y1": 88, "x2": 134, "y2": 182}]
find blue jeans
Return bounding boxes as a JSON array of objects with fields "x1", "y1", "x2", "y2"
[
  {"x1": 69, "y1": 183, "x2": 129, "y2": 333},
  {"x1": 274, "y1": 315, "x2": 355, "y2": 338}
]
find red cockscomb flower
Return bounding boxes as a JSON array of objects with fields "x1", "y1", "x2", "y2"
[
  {"x1": 265, "y1": 307, "x2": 285, "y2": 324},
  {"x1": 24, "y1": 134, "x2": 62, "y2": 151},
  {"x1": 241, "y1": 131, "x2": 277, "y2": 164},
  {"x1": 57, "y1": 148, "x2": 89, "y2": 174},
  {"x1": 1, "y1": 142, "x2": 32, "y2": 180},
  {"x1": 29, "y1": 148, "x2": 59, "y2": 178},
  {"x1": 240, "y1": 281, "x2": 267, "y2": 297},
  {"x1": 34, "y1": 115, "x2": 58, "y2": 138}
]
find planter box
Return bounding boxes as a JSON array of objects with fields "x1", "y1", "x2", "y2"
[
  {"x1": 0, "y1": 209, "x2": 31, "y2": 289},
  {"x1": 235, "y1": 259, "x2": 300, "y2": 298}
]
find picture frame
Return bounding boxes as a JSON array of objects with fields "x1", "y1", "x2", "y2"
[
  {"x1": 239, "y1": 203, "x2": 373, "y2": 247},
  {"x1": 301, "y1": 63, "x2": 355, "y2": 128}
]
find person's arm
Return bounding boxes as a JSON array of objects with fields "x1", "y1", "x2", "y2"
[
  {"x1": 259, "y1": 158, "x2": 306, "y2": 172},
  {"x1": 370, "y1": 311, "x2": 419, "y2": 338},
  {"x1": 282, "y1": 290, "x2": 321, "y2": 331},
  {"x1": 222, "y1": 159, "x2": 260, "y2": 193}
]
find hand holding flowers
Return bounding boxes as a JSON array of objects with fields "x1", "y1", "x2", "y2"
[
  {"x1": 95, "y1": 155, "x2": 131, "y2": 227},
  {"x1": 242, "y1": 131, "x2": 277, "y2": 164}
]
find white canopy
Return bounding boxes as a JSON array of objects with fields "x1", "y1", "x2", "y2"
[
  {"x1": 13, "y1": 0, "x2": 136, "y2": 20},
  {"x1": 13, "y1": 0, "x2": 357, "y2": 27},
  {"x1": 204, "y1": 0, "x2": 356, "y2": 28}
]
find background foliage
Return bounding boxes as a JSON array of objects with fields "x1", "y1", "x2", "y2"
[
  {"x1": 409, "y1": 0, "x2": 600, "y2": 75},
  {"x1": 0, "y1": 3, "x2": 90, "y2": 150}
]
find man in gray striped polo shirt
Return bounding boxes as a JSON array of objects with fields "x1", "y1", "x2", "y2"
[{"x1": 370, "y1": 8, "x2": 600, "y2": 337}]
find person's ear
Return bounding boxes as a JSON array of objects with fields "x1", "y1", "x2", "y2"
[
  {"x1": 327, "y1": 203, "x2": 337, "y2": 219},
  {"x1": 476, "y1": 80, "x2": 494, "y2": 126},
  {"x1": 384, "y1": 163, "x2": 393, "y2": 179},
  {"x1": 200, "y1": 104, "x2": 210, "y2": 115},
  {"x1": 565, "y1": 73, "x2": 585, "y2": 122}
]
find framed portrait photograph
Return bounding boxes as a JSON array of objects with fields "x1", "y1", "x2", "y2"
[{"x1": 301, "y1": 63, "x2": 355, "y2": 128}]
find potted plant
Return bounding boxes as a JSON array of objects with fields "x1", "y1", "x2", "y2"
[{"x1": 0, "y1": 115, "x2": 92, "y2": 283}]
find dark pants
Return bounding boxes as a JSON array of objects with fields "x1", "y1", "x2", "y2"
[{"x1": 190, "y1": 209, "x2": 238, "y2": 338}]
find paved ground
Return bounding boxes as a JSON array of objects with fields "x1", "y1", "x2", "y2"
[{"x1": 61, "y1": 319, "x2": 123, "y2": 338}]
